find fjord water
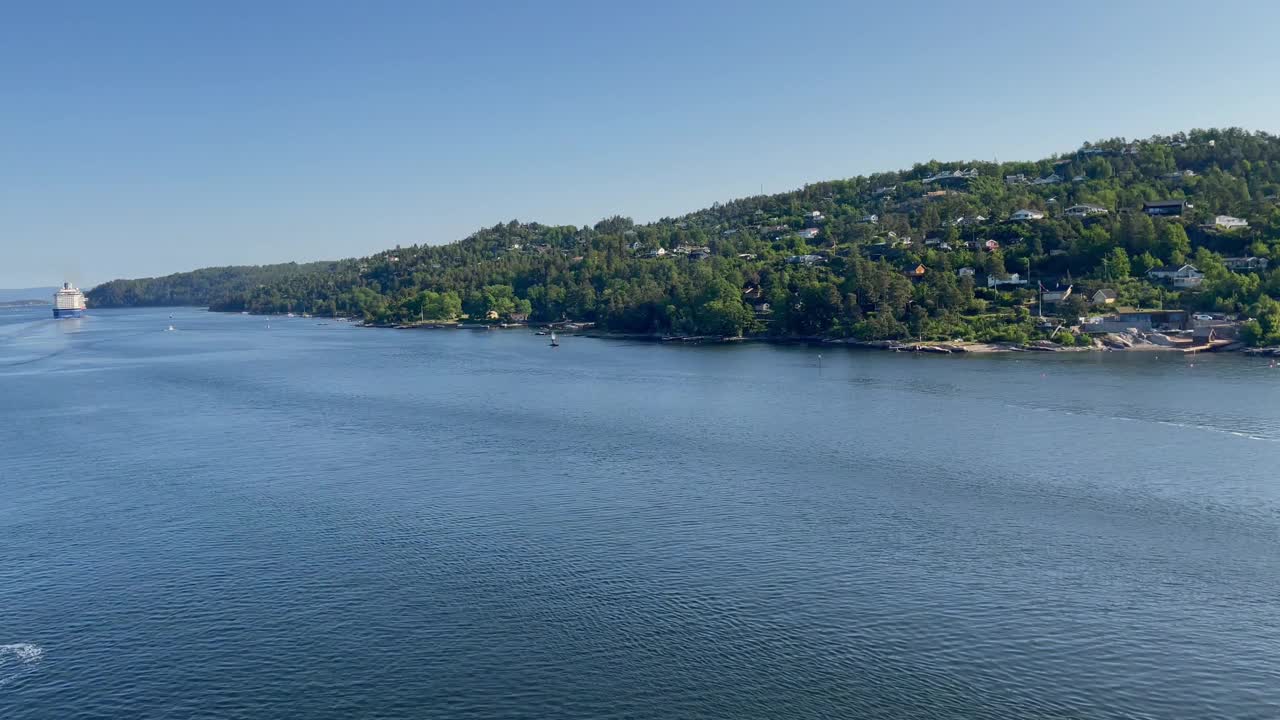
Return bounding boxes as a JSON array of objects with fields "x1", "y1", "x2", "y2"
[{"x1": 2, "y1": 307, "x2": 1279, "y2": 719}]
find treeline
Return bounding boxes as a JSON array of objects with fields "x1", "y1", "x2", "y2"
[
  {"x1": 91, "y1": 128, "x2": 1280, "y2": 344},
  {"x1": 88, "y1": 261, "x2": 351, "y2": 308}
]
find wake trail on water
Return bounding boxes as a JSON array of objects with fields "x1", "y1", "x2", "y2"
[{"x1": 0, "y1": 643, "x2": 44, "y2": 689}]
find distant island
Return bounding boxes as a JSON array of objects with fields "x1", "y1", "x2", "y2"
[
  {"x1": 0, "y1": 299, "x2": 51, "y2": 308},
  {"x1": 88, "y1": 128, "x2": 1280, "y2": 351}
]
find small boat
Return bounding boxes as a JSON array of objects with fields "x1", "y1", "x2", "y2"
[
  {"x1": 165, "y1": 325, "x2": 176, "y2": 332},
  {"x1": 535, "y1": 330, "x2": 548, "y2": 336},
  {"x1": 549, "y1": 331, "x2": 559, "y2": 348}
]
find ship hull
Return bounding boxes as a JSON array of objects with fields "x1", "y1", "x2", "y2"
[{"x1": 53, "y1": 308, "x2": 84, "y2": 318}]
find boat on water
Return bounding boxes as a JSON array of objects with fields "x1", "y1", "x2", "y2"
[
  {"x1": 550, "y1": 330, "x2": 559, "y2": 347},
  {"x1": 52, "y1": 283, "x2": 86, "y2": 318}
]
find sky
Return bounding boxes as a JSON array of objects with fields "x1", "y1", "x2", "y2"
[{"x1": 3, "y1": 0, "x2": 1279, "y2": 288}]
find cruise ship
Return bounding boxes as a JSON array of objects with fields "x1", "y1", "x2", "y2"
[{"x1": 53, "y1": 283, "x2": 87, "y2": 318}]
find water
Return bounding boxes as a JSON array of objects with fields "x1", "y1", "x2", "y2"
[{"x1": 3, "y1": 306, "x2": 1279, "y2": 719}]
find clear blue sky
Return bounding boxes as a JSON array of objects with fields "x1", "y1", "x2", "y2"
[{"x1": 3, "y1": 0, "x2": 1278, "y2": 288}]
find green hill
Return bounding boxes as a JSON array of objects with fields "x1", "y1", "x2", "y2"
[{"x1": 90, "y1": 128, "x2": 1280, "y2": 345}]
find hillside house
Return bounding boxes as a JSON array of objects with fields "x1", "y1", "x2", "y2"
[
  {"x1": 1143, "y1": 200, "x2": 1187, "y2": 217},
  {"x1": 1208, "y1": 215, "x2": 1249, "y2": 230},
  {"x1": 1005, "y1": 174, "x2": 1029, "y2": 185},
  {"x1": 786, "y1": 254, "x2": 824, "y2": 266},
  {"x1": 1010, "y1": 209, "x2": 1045, "y2": 221},
  {"x1": 1147, "y1": 264, "x2": 1204, "y2": 288},
  {"x1": 1223, "y1": 256, "x2": 1268, "y2": 272},
  {"x1": 958, "y1": 267, "x2": 976, "y2": 278},
  {"x1": 1032, "y1": 173, "x2": 1063, "y2": 186},
  {"x1": 1040, "y1": 285, "x2": 1073, "y2": 304},
  {"x1": 645, "y1": 248, "x2": 668, "y2": 258},
  {"x1": 905, "y1": 264, "x2": 927, "y2": 279},
  {"x1": 922, "y1": 169, "x2": 979, "y2": 184},
  {"x1": 1091, "y1": 289, "x2": 1117, "y2": 306},
  {"x1": 988, "y1": 273, "x2": 1028, "y2": 288},
  {"x1": 984, "y1": 239, "x2": 1000, "y2": 251},
  {"x1": 797, "y1": 228, "x2": 820, "y2": 240},
  {"x1": 859, "y1": 214, "x2": 879, "y2": 224},
  {"x1": 1065, "y1": 204, "x2": 1108, "y2": 219}
]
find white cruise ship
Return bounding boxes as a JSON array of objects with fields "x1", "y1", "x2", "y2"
[{"x1": 53, "y1": 283, "x2": 87, "y2": 318}]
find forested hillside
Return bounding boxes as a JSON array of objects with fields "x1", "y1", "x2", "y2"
[
  {"x1": 91, "y1": 128, "x2": 1280, "y2": 344},
  {"x1": 89, "y1": 261, "x2": 351, "y2": 308}
]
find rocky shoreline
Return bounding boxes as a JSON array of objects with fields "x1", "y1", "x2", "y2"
[{"x1": 351, "y1": 317, "x2": 1273, "y2": 356}]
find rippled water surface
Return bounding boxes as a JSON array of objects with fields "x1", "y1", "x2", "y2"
[{"x1": 3, "y1": 307, "x2": 1279, "y2": 719}]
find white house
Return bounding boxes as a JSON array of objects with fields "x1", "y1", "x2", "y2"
[
  {"x1": 1005, "y1": 174, "x2": 1029, "y2": 185},
  {"x1": 798, "y1": 228, "x2": 820, "y2": 240},
  {"x1": 787, "y1": 254, "x2": 824, "y2": 266},
  {"x1": 1209, "y1": 215, "x2": 1249, "y2": 230},
  {"x1": 1010, "y1": 209, "x2": 1045, "y2": 221},
  {"x1": 1040, "y1": 285, "x2": 1073, "y2": 304},
  {"x1": 1031, "y1": 173, "x2": 1063, "y2": 186},
  {"x1": 1223, "y1": 256, "x2": 1268, "y2": 272},
  {"x1": 1092, "y1": 289, "x2": 1117, "y2": 306},
  {"x1": 957, "y1": 267, "x2": 976, "y2": 278},
  {"x1": 1065, "y1": 204, "x2": 1108, "y2": 219},
  {"x1": 1147, "y1": 264, "x2": 1204, "y2": 288},
  {"x1": 988, "y1": 273, "x2": 1029, "y2": 288},
  {"x1": 645, "y1": 247, "x2": 668, "y2": 258},
  {"x1": 859, "y1": 213, "x2": 879, "y2": 225}
]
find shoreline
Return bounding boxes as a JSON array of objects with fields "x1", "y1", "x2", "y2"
[
  {"x1": 356, "y1": 320, "x2": 1255, "y2": 355},
  {"x1": 132, "y1": 308, "x2": 1278, "y2": 357}
]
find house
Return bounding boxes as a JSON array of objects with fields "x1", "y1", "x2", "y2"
[
  {"x1": 858, "y1": 213, "x2": 879, "y2": 225},
  {"x1": 1223, "y1": 256, "x2": 1268, "y2": 272},
  {"x1": 1010, "y1": 209, "x2": 1045, "y2": 221},
  {"x1": 1162, "y1": 170, "x2": 1196, "y2": 181},
  {"x1": 922, "y1": 168, "x2": 979, "y2": 184},
  {"x1": 506, "y1": 313, "x2": 529, "y2": 323},
  {"x1": 1147, "y1": 264, "x2": 1204, "y2": 288},
  {"x1": 1065, "y1": 203, "x2": 1108, "y2": 219},
  {"x1": 797, "y1": 228, "x2": 820, "y2": 240},
  {"x1": 1005, "y1": 174, "x2": 1029, "y2": 185},
  {"x1": 1032, "y1": 173, "x2": 1064, "y2": 186},
  {"x1": 1143, "y1": 200, "x2": 1187, "y2": 216},
  {"x1": 786, "y1": 254, "x2": 824, "y2": 266},
  {"x1": 924, "y1": 190, "x2": 949, "y2": 198},
  {"x1": 1040, "y1": 285, "x2": 1073, "y2": 304},
  {"x1": 673, "y1": 244, "x2": 711, "y2": 255},
  {"x1": 988, "y1": 273, "x2": 1028, "y2": 288},
  {"x1": 736, "y1": 253, "x2": 758, "y2": 260},
  {"x1": 629, "y1": 240, "x2": 644, "y2": 251},
  {"x1": 805, "y1": 211, "x2": 825, "y2": 226},
  {"x1": 690, "y1": 250, "x2": 712, "y2": 260},
  {"x1": 905, "y1": 264, "x2": 927, "y2": 279},
  {"x1": 874, "y1": 185, "x2": 896, "y2": 196},
  {"x1": 958, "y1": 267, "x2": 976, "y2": 278},
  {"x1": 645, "y1": 247, "x2": 668, "y2": 258},
  {"x1": 1072, "y1": 175, "x2": 1087, "y2": 183},
  {"x1": 1091, "y1": 289, "x2": 1117, "y2": 306},
  {"x1": 983, "y1": 239, "x2": 1000, "y2": 251},
  {"x1": 743, "y1": 286, "x2": 764, "y2": 301},
  {"x1": 485, "y1": 310, "x2": 500, "y2": 320},
  {"x1": 1208, "y1": 215, "x2": 1249, "y2": 230}
]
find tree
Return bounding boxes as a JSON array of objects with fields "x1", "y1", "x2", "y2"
[
  {"x1": 1156, "y1": 222, "x2": 1191, "y2": 264},
  {"x1": 1105, "y1": 247, "x2": 1131, "y2": 279}
]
